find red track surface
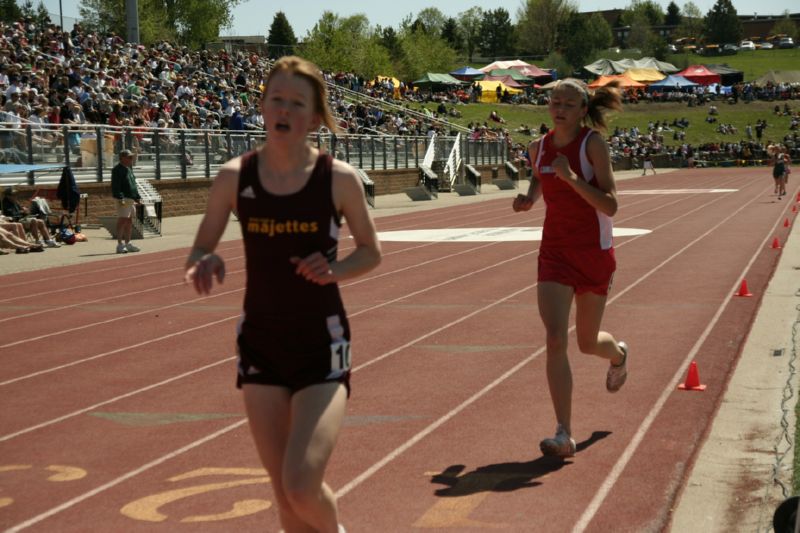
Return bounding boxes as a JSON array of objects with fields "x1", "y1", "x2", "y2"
[{"x1": 1, "y1": 168, "x2": 797, "y2": 532}]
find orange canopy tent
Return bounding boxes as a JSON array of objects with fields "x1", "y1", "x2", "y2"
[{"x1": 588, "y1": 74, "x2": 646, "y2": 89}]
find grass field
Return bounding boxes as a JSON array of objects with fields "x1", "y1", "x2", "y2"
[
  {"x1": 431, "y1": 48, "x2": 799, "y2": 148},
  {"x1": 666, "y1": 48, "x2": 800, "y2": 80},
  {"x1": 411, "y1": 99, "x2": 797, "y2": 148}
]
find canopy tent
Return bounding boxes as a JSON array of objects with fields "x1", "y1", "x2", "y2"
[
  {"x1": 753, "y1": 70, "x2": 800, "y2": 85},
  {"x1": 479, "y1": 59, "x2": 531, "y2": 72},
  {"x1": 486, "y1": 69, "x2": 534, "y2": 83},
  {"x1": 676, "y1": 65, "x2": 721, "y2": 85},
  {"x1": 705, "y1": 64, "x2": 744, "y2": 86},
  {"x1": 588, "y1": 74, "x2": 645, "y2": 89},
  {"x1": 511, "y1": 64, "x2": 552, "y2": 79},
  {"x1": 481, "y1": 75, "x2": 528, "y2": 89},
  {"x1": 648, "y1": 74, "x2": 700, "y2": 90},
  {"x1": 449, "y1": 66, "x2": 485, "y2": 80},
  {"x1": 372, "y1": 75, "x2": 401, "y2": 87},
  {"x1": 475, "y1": 80, "x2": 523, "y2": 103},
  {"x1": 411, "y1": 73, "x2": 464, "y2": 88},
  {"x1": 584, "y1": 57, "x2": 678, "y2": 76},
  {"x1": 623, "y1": 68, "x2": 666, "y2": 83}
]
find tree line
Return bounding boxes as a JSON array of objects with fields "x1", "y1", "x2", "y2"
[
  {"x1": 269, "y1": 1, "x2": 798, "y2": 80},
  {"x1": 1, "y1": 0, "x2": 797, "y2": 79}
]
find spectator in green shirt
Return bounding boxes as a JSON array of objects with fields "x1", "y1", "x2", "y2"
[{"x1": 111, "y1": 149, "x2": 141, "y2": 254}]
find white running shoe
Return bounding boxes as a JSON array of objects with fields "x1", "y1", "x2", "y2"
[
  {"x1": 45, "y1": 239, "x2": 61, "y2": 248},
  {"x1": 606, "y1": 341, "x2": 629, "y2": 393},
  {"x1": 125, "y1": 242, "x2": 141, "y2": 252},
  {"x1": 116, "y1": 243, "x2": 127, "y2": 254},
  {"x1": 539, "y1": 424, "x2": 576, "y2": 457}
]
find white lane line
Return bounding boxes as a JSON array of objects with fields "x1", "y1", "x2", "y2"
[
  {"x1": 333, "y1": 183, "x2": 769, "y2": 503},
  {"x1": 0, "y1": 357, "x2": 233, "y2": 442},
  {"x1": 572, "y1": 185, "x2": 784, "y2": 532},
  {"x1": 3, "y1": 177, "x2": 761, "y2": 531},
  {"x1": 0, "y1": 241, "x2": 242, "y2": 291}
]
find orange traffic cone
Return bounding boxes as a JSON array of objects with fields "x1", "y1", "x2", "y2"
[
  {"x1": 771, "y1": 237, "x2": 782, "y2": 249},
  {"x1": 735, "y1": 279, "x2": 752, "y2": 297},
  {"x1": 784, "y1": 218, "x2": 790, "y2": 227},
  {"x1": 678, "y1": 361, "x2": 706, "y2": 391}
]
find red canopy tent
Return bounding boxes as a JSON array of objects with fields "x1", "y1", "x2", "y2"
[
  {"x1": 511, "y1": 64, "x2": 552, "y2": 79},
  {"x1": 676, "y1": 65, "x2": 721, "y2": 85}
]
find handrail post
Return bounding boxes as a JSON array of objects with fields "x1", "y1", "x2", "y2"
[
  {"x1": 154, "y1": 130, "x2": 162, "y2": 180},
  {"x1": 204, "y1": 132, "x2": 211, "y2": 179},
  {"x1": 179, "y1": 130, "x2": 187, "y2": 179},
  {"x1": 95, "y1": 126, "x2": 104, "y2": 182}
]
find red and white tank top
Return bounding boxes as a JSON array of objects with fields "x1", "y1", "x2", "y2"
[{"x1": 533, "y1": 127, "x2": 613, "y2": 250}]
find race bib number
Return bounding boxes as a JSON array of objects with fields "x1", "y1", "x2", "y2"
[{"x1": 330, "y1": 340, "x2": 351, "y2": 372}]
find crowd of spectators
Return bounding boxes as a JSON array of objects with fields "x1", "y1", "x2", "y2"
[{"x1": 1, "y1": 15, "x2": 798, "y2": 174}]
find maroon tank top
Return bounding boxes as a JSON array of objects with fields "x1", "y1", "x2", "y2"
[{"x1": 237, "y1": 151, "x2": 344, "y2": 319}]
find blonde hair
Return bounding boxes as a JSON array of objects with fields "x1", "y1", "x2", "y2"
[
  {"x1": 263, "y1": 56, "x2": 337, "y2": 132},
  {"x1": 552, "y1": 78, "x2": 623, "y2": 133}
]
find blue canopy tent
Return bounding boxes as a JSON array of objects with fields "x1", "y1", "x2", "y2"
[
  {"x1": 648, "y1": 74, "x2": 699, "y2": 91},
  {"x1": 449, "y1": 66, "x2": 485, "y2": 81}
]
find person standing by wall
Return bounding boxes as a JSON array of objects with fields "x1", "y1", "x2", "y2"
[
  {"x1": 512, "y1": 78, "x2": 628, "y2": 458},
  {"x1": 184, "y1": 56, "x2": 381, "y2": 533},
  {"x1": 110, "y1": 149, "x2": 141, "y2": 253}
]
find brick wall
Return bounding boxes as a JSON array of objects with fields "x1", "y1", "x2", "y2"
[{"x1": 9, "y1": 164, "x2": 501, "y2": 225}]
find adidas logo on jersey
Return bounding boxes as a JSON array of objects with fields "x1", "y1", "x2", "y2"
[{"x1": 240, "y1": 186, "x2": 256, "y2": 199}]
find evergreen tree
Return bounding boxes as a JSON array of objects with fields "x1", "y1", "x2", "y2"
[
  {"x1": 704, "y1": 0, "x2": 741, "y2": 44},
  {"x1": 34, "y1": 0, "x2": 51, "y2": 27},
  {"x1": 0, "y1": 0, "x2": 23, "y2": 23},
  {"x1": 440, "y1": 17, "x2": 461, "y2": 51},
  {"x1": 479, "y1": 8, "x2": 514, "y2": 59},
  {"x1": 20, "y1": 0, "x2": 34, "y2": 19},
  {"x1": 665, "y1": 2, "x2": 682, "y2": 26},
  {"x1": 266, "y1": 11, "x2": 297, "y2": 60}
]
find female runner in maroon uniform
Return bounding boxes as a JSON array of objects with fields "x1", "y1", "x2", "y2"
[
  {"x1": 513, "y1": 79, "x2": 628, "y2": 458},
  {"x1": 185, "y1": 56, "x2": 381, "y2": 532}
]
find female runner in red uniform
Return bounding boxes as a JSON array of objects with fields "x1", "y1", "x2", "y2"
[
  {"x1": 513, "y1": 78, "x2": 628, "y2": 458},
  {"x1": 185, "y1": 56, "x2": 381, "y2": 532}
]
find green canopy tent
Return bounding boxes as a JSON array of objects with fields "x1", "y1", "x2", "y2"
[{"x1": 412, "y1": 73, "x2": 465, "y2": 88}]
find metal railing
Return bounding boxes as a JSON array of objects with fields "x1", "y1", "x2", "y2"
[
  {"x1": 443, "y1": 132, "x2": 462, "y2": 188},
  {"x1": 0, "y1": 123, "x2": 507, "y2": 187}
]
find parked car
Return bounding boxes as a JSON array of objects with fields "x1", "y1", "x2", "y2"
[
  {"x1": 778, "y1": 37, "x2": 795, "y2": 49},
  {"x1": 667, "y1": 44, "x2": 678, "y2": 53},
  {"x1": 758, "y1": 42, "x2": 774, "y2": 49},
  {"x1": 739, "y1": 40, "x2": 756, "y2": 51}
]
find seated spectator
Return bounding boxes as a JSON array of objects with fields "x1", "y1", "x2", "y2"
[
  {"x1": 1, "y1": 187, "x2": 60, "y2": 247},
  {"x1": 0, "y1": 225, "x2": 44, "y2": 253},
  {"x1": 489, "y1": 110, "x2": 506, "y2": 124}
]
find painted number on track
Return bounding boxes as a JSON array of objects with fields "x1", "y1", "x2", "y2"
[{"x1": 120, "y1": 468, "x2": 271, "y2": 523}]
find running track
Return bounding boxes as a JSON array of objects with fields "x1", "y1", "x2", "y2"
[{"x1": 1, "y1": 168, "x2": 797, "y2": 532}]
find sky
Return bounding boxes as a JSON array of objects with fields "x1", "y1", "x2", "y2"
[{"x1": 40, "y1": 0, "x2": 790, "y2": 38}]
